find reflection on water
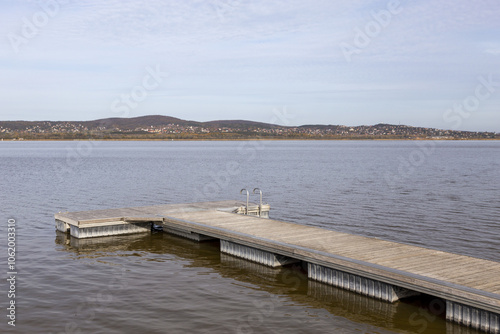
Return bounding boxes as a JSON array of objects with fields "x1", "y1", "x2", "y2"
[
  {"x1": 56, "y1": 231, "x2": 153, "y2": 253},
  {"x1": 4, "y1": 140, "x2": 498, "y2": 334},
  {"x1": 55, "y1": 231, "x2": 484, "y2": 334}
]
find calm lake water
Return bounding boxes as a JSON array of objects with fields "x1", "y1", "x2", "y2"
[{"x1": 1, "y1": 140, "x2": 499, "y2": 334}]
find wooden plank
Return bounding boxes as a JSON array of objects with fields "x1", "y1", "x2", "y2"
[
  {"x1": 382, "y1": 255, "x2": 470, "y2": 273},
  {"x1": 324, "y1": 245, "x2": 424, "y2": 261},
  {"x1": 470, "y1": 280, "x2": 500, "y2": 291},
  {"x1": 362, "y1": 251, "x2": 436, "y2": 265},
  {"x1": 452, "y1": 273, "x2": 500, "y2": 290},
  {"x1": 412, "y1": 266, "x2": 490, "y2": 284}
]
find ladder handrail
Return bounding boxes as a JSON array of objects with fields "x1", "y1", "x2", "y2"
[
  {"x1": 240, "y1": 188, "x2": 249, "y2": 214},
  {"x1": 252, "y1": 188, "x2": 263, "y2": 207},
  {"x1": 253, "y1": 188, "x2": 263, "y2": 216}
]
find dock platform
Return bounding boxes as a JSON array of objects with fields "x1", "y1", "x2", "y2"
[{"x1": 55, "y1": 200, "x2": 500, "y2": 333}]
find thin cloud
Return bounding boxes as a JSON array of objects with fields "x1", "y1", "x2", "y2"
[{"x1": 0, "y1": 0, "x2": 499, "y2": 131}]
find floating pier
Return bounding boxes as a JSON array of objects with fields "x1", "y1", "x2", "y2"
[{"x1": 55, "y1": 200, "x2": 500, "y2": 333}]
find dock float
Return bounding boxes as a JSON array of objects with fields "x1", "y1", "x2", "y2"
[{"x1": 55, "y1": 200, "x2": 500, "y2": 333}]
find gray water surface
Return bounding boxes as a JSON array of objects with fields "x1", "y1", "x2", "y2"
[{"x1": 1, "y1": 140, "x2": 498, "y2": 334}]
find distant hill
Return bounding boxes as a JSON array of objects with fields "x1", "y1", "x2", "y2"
[
  {"x1": 203, "y1": 119, "x2": 277, "y2": 129},
  {"x1": 0, "y1": 115, "x2": 275, "y2": 131},
  {"x1": 0, "y1": 115, "x2": 497, "y2": 140},
  {"x1": 83, "y1": 115, "x2": 201, "y2": 130}
]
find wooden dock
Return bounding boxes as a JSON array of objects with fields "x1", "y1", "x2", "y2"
[{"x1": 55, "y1": 200, "x2": 500, "y2": 333}]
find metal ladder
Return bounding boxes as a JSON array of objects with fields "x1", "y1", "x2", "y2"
[{"x1": 239, "y1": 188, "x2": 265, "y2": 216}]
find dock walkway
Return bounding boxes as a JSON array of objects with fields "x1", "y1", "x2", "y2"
[{"x1": 55, "y1": 200, "x2": 500, "y2": 333}]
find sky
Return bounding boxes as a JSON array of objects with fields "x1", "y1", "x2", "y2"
[{"x1": 1, "y1": 0, "x2": 499, "y2": 132}]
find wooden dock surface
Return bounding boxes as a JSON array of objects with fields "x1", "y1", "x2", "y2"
[{"x1": 55, "y1": 201, "x2": 500, "y2": 319}]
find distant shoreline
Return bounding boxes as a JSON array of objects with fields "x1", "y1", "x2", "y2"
[
  {"x1": 2, "y1": 137, "x2": 499, "y2": 142},
  {"x1": 1, "y1": 115, "x2": 497, "y2": 140}
]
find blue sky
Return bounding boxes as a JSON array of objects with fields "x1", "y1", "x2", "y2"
[{"x1": 1, "y1": 0, "x2": 499, "y2": 131}]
